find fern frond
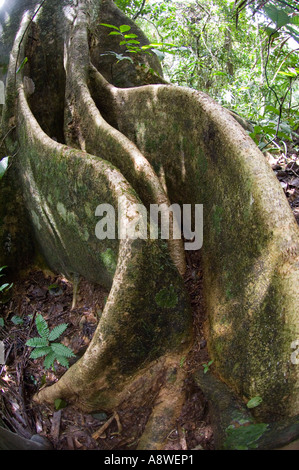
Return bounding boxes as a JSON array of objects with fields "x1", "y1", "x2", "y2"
[
  {"x1": 35, "y1": 314, "x2": 49, "y2": 338},
  {"x1": 51, "y1": 343, "x2": 75, "y2": 358},
  {"x1": 56, "y1": 355, "x2": 70, "y2": 368},
  {"x1": 48, "y1": 323, "x2": 68, "y2": 342},
  {"x1": 26, "y1": 337, "x2": 49, "y2": 348},
  {"x1": 43, "y1": 351, "x2": 56, "y2": 369},
  {"x1": 30, "y1": 346, "x2": 52, "y2": 359}
]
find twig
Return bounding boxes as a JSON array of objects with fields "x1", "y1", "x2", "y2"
[
  {"x1": 71, "y1": 273, "x2": 80, "y2": 311},
  {"x1": 133, "y1": 0, "x2": 146, "y2": 20},
  {"x1": 92, "y1": 412, "x2": 117, "y2": 440},
  {"x1": 136, "y1": 17, "x2": 163, "y2": 42},
  {"x1": 177, "y1": 422, "x2": 188, "y2": 450},
  {"x1": 275, "y1": 0, "x2": 299, "y2": 13},
  {"x1": 289, "y1": 162, "x2": 299, "y2": 178},
  {"x1": 50, "y1": 410, "x2": 62, "y2": 442},
  {"x1": 281, "y1": 139, "x2": 287, "y2": 158},
  {"x1": 114, "y1": 412, "x2": 122, "y2": 434},
  {"x1": 271, "y1": 47, "x2": 299, "y2": 84},
  {"x1": 0, "y1": 126, "x2": 16, "y2": 149},
  {"x1": 166, "y1": 428, "x2": 178, "y2": 441}
]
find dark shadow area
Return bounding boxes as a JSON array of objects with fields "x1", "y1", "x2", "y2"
[{"x1": 22, "y1": 1, "x2": 66, "y2": 144}]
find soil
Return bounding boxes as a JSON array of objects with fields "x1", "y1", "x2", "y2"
[{"x1": 0, "y1": 145, "x2": 298, "y2": 451}]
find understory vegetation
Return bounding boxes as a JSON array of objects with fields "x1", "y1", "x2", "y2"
[{"x1": 116, "y1": 0, "x2": 299, "y2": 153}]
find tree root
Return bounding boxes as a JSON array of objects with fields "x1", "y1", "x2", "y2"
[
  {"x1": 194, "y1": 369, "x2": 299, "y2": 450},
  {"x1": 136, "y1": 360, "x2": 188, "y2": 450},
  {"x1": 4, "y1": 5, "x2": 192, "y2": 425},
  {"x1": 63, "y1": 3, "x2": 186, "y2": 276},
  {"x1": 33, "y1": 353, "x2": 190, "y2": 451},
  {"x1": 2, "y1": 0, "x2": 299, "y2": 450}
]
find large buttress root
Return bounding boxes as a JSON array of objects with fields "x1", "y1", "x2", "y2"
[
  {"x1": 2, "y1": 1, "x2": 192, "y2": 448},
  {"x1": 62, "y1": 4, "x2": 186, "y2": 276},
  {"x1": 2, "y1": 0, "x2": 299, "y2": 449}
]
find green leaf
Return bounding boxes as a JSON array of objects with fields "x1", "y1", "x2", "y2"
[
  {"x1": 264, "y1": 26, "x2": 280, "y2": 39},
  {"x1": 0, "y1": 283, "x2": 12, "y2": 292},
  {"x1": 99, "y1": 23, "x2": 119, "y2": 30},
  {"x1": 48, "y1": 323, "x2": 68, "y2": 342},
  {"x1": 152, "y1": 48, "x2": 165, "y2": 61},
  {"x1": 141, "y1": 45, "x2": 153, "y2": 50},
  {"x1": 203, "y1": 360, "x2": 214, "y2": 373},
  {"x1": 43, "y1": 351, "x2": 56, "y2": 369},
  {"x1": 35, "y1": 314, "x2": 49, "y2": 338},
  {"x1": 237, "y1": 86, "x2": 250, "y2": 91},
  {"x1": 0, "y1": 318, "x2": 4, "y2": 327},
  {"x1": 259, "y1": 125, "x2": 276, "y2": 135},
  {"x1": 30, "y1": 346, "x2": 52, "y2": 359},
  {"x1": 264, "y1": 5, "x2": 291, "y2": 28},
  {"x1": 54, "y1": 399, "x2": 67, "y2": 410},
  {"x1": 265, "y1": 105, "x2": 280, "y2": 115},
  {"x1": 108, "y1": 31, "x2": 122, "y2": 36},
  {"x1": 290, "y1": 15, "x2": 299, "y2": 26},
  {"x1": 278, "y1": 70, "x2": 296, "y2": 77},
  {"x1": 152, "y1": 42, "x2": 175, "y2": 48},
  {"x1": 0, "y1": 157, "x2": 9, "y2": 179},
  {"x1": 253, "y1": 125, "x2": 263, "y2": 134},
  {"x1": 180, "y1": 356, "x2": 186, "y2": 368},
  {"x1": 124, "y1": 34, "x2": 138, "y2": 39},
  {"x1": 224, "y1": 423, "x2": 268, "y2": 450},
  {"x1": 11, "y1": 315, "x2": 24, "y2": 325},
  {"x1": 212, "y1": 71, "x2": 228, "y2": 76},
  {"x1": 50, "y1": 343, "x2": 75, "y2": 358},
  {"x1": 285, "y1": 25, "x2": 299, "y2": 43},
  {"x1": 277, "y1": 130, "x2": 291, "y2": 141},
  {"x1": 55, "y1": 355, "x2": 70, "y2": 368},
  {"x1": 16, "y1": 57, "x2": 28, "y2": 74},
  {"x1": 26, "y1": 337, "x2": 49, "y2": 348},
  {"x1": 47, "y1": 283, "x2": 59, "y2": 290},
  {"x1": 120, "y1": 39, "x2": 140, "y2": 45},
  {"x1": 119, "y1": 24, "x2": 131, "y2": 33},
  {"x1": 247, "y1": 396, "x2": 263, "y2": 409}
]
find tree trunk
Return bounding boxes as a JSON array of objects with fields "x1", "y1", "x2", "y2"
[{"x1": 1, "y1": 0, "x2": 299, "y2": 450}]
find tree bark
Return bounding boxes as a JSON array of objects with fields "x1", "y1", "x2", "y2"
[{"x1": 1, "y1": 0, "x2": 299, "y2": 450}]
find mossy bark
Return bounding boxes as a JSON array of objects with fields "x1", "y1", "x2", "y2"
[
  {"x1": 194, "y1": 370, "x2": 299, "y2": 450},
  {"x1": 1, "y1": 0, "x2": 192, "y2": 448},
  {"x1": 105, "y1": 83, "x2": 299, "y2": 421},
  {"x1": 1, "y1": 0, "x2": 299, "y2": 449}
]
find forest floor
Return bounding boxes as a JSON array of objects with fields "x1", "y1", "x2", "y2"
[
  {"x1": 0, "y1": 143, "x2": 298, "y2": 451},
  {"x1": 0, "y1": 251, "x2": 213, "y2": 451}
]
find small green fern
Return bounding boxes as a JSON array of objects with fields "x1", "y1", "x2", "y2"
[{"x1": 26, "y1": 314, "x2": 75, "y2": 369}]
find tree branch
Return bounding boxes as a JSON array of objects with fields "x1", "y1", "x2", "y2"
[{"x1": 133, "y1": 0, "x2": 146, "y2": 21}]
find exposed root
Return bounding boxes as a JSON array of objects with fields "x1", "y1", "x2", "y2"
[
  {"x1": 194, "y1": 369, "x2": 299, "y2": 450},
  {"x1": 136, "y1": 361, "x2": 188, "y2": 450},
  {"x1": 63, "y1": 4, "x2": 186, "y2": 276},
  {"x1": 2, "y1": 0, "x2": 299, "y2": 451},
  {"x1": 33, "y1": 352, "x2": 191, "y2": 451}
]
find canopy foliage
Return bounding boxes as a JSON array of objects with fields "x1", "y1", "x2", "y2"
[{"x1": 113, "y1": 0, "x2": 299, "y2": 150}]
